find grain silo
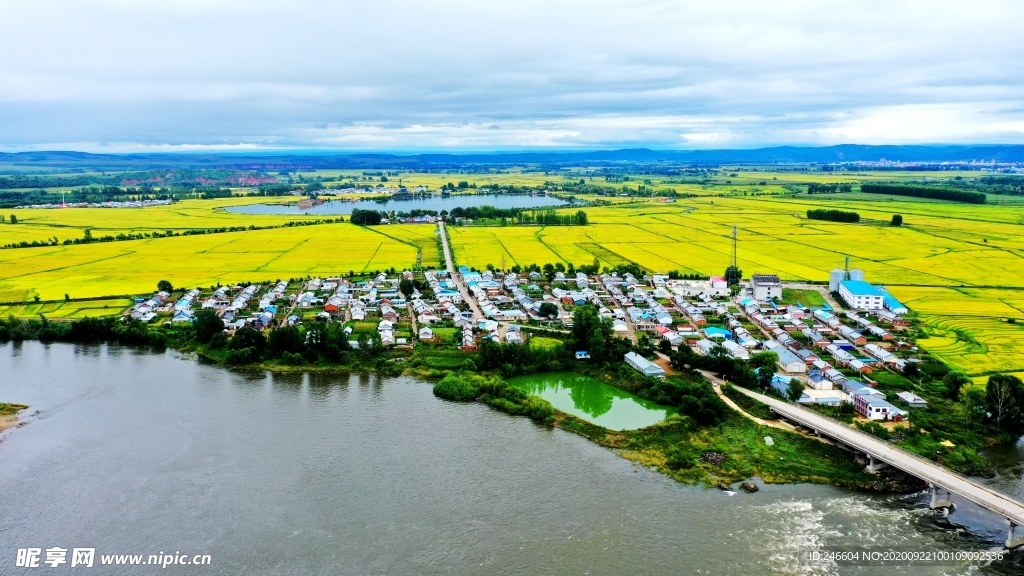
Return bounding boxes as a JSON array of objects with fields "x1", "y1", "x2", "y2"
[
  {"x1": 829, "y1": 269, "x2": 846, "y2": 292},
  {"x1": 849, "y1": 269, "x2": 865, "y2": 282}
]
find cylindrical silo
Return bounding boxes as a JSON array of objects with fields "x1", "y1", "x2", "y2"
[
  {"x1": 829, "y1": 269, "x2": 845, "y2": 292},
  {"x1": 849, "y1": 269, "x2": 865, "y2": 282}
]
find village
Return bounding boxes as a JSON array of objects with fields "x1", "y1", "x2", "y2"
[{"x1": 127, "y1": 260, "x2": 924, "y2": 426}]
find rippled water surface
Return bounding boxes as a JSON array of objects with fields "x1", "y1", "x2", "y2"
[{"x1": 1, "y1": 342, "x2": 1022, "y2": 574}]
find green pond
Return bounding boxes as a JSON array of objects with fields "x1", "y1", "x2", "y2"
[{"x1": 507, "y1": 372, "x2": 676, "y2": 431}]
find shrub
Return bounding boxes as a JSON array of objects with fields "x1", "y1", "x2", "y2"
[
  {"x1": 208, "y1": 332, "x2": 228, "y2": 349},
  {"x1": 433, "y1": 373, "x2": 481, "y2": 401},
  {"x1": 225, "y1": 346, "x2": 259, "y2": 365}
]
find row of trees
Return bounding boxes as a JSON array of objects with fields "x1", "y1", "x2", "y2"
[
  {"x1": 861, "y1": 184, "x2": 986, "y2": 204},
  {"x1": 806, "y1": 183, "x2": 853, "y2": 194},
  {"x1": 806, "y1": 209, "x2": 860, "y2": 223}
]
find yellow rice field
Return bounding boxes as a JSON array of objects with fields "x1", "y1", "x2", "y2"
[
  {"x1": 0, "y1": 298, "x2": 134, "y2": 319},
  {"x1": 0, "y1": 223, "x2": 419, "y2": 302}
]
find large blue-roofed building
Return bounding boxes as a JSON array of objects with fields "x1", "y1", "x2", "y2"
[{"x1": 838, "y1": 280, "x2": 885, "y2": 310}]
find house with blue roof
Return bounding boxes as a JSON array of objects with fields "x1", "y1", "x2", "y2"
[{"x1": 880, "y1": 290, "x2": 908, "y2": 315}]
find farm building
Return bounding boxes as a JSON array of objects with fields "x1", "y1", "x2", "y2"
[
  {"x1": 751, "y1": 274, "x2": 782, "y2": 301},
  {"x1": 838, "y1": 280, "x2": 885, "y2": 310},
  {"x1": 624, "y1": 352, "x2": 667, "y2": 379},
  {"x1": 881, "y1": 291, "x2": 909, "y2": 315},
  {"x1": 896, "y1": 391, "x2": 928, "y2": 408}
]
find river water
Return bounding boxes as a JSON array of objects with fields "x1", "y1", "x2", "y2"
[
  {"x1": 223, "y1": 194, "x2": 567, "y2": 215},
  {"x1": 2, "y1": 342, "x2": 1022, "y2": 575}
]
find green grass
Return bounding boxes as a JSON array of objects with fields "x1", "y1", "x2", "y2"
[
  {"x1": 529, "y1": 336, "x2": 563, "y2": 350},
  {"x1": 776, "y1": 288, "x2": 826, "y2": 307},
  {"x1": 0, "y1": 403, "x2": 29, "y2": 416}
]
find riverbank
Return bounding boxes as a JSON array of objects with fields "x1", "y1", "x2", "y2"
[
  {"x1": 0, "y1": 403, "x2": 29, "y2": 434},
  {"x1": 2, "y1": 312, "x2": 1011, "y2": 494}
]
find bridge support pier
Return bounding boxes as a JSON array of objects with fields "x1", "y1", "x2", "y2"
[
  {"x1": 1007, "y1": 521, "x2": 1024, "y2": 549},
  {"x1": 866, "y1": 454, "x2": 887, "y2": 474},
  {"x1": 929, "y1": 484, "x2": 953, "y2": 509}
]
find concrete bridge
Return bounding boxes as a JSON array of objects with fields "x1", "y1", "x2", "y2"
[{"x1": 732, "y1": 386, "x2": 1024, "y2": 548}]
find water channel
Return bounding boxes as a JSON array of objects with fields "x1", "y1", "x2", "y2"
[
  {"x1": 223, "y1": 194, "x2": 568, "y2": 215},
  {"x1": 1, "y1": 342, "x2": 1022, "y2": 574}
]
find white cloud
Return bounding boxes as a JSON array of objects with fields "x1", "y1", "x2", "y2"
[{"x1": 0, "y1": 0, "x2": 1022, "y2": 150}]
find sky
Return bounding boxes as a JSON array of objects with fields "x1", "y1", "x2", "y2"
[{"x1": 1, "y1": 0, "x2": 1023, "y2": 152}]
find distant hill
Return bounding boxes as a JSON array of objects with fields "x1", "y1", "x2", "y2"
[{"x1": 2, "y1": 145, "x2": 1023, "y2": 171}]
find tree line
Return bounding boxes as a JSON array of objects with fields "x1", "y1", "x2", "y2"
[
  {"x1": 806, "y1": 183, "x2": 853, "y2": 194},
  {"x1": 861, "y1": 184, "x2": 986, "y2": 204}
]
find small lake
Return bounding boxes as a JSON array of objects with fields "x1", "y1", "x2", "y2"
[
  {"x1": 507, "y1": 372, "x2": 676, "y2": 430},
  {"x1": 224, "y1": 194, "x2": 568, "y2": 215}
]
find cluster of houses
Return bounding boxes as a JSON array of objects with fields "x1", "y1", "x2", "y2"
[
  {"x1": 123, "y1": 260, "x2": 926, "y2": 425},
  {"x1": 17, "y1": 199, "x2": 174, "y2": 210}
]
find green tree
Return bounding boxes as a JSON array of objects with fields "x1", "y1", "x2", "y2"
[
  {"x1": 891, "y1": 214, "x2": 903, "y2": 226},
  {"x1": 542, "y1": 263, "x2": 556, "y2": 282},
  {"x1": 986, "y1": 374, "x2": 1024, "y2": 430},
  {"x1": 786, "y1": 378, "x2": 805, "y2": 402},
  {"x1": 724, "y1": 265, "x2": 742, "y2": 286},
  {"x1": 538, "y1": 302, "x2": 559, "y2": 318},
  {"x1": 230, "y1": 326, "x2": 266, "y2": 352},
  {"x1": 943, "y1": 371, "x2": 970, "y2": 401},
  {"x1": 960, "y1": 381, "x2": 987, "y2": 428},
  {"x1": 192, "y1": 309, "x2": 225, "y2": 343},
  {"x1": 267, "y1": 326, "x2": 303, "y2": 356},
  {"x1": 748, "y1": 351, "x2": 778, "y2": 371},
  {"x1": 157, "y1": 279, "x2": 174, "y2": 293},
  {"x1": 569, "y1": 305, "x2": 615, "y2": 362},
  {"x1": 399, "y1": 278, "x2": 415, "y2": 299},
  {"x1": 9, "y1": 215, "x2": 16, "y2": 224}
]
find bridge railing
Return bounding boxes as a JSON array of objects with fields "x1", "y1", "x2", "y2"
[{"x1": 741, "y1": 386, "x2": 1020, "y2": 503}]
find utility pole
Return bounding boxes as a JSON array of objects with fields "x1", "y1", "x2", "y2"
[{"x1": 732, "y1": 224, "x2": 738, "y2": 268}]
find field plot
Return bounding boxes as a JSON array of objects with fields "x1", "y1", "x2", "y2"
[
  {"x1": 7, "y1": 197, "x2": 321, "y2": 241},
  {"x1": 887, "y1": 286, "x2": 1024, "y2": 375},
  {"x1": 0, "y1": 298, "x2": 133, "y2": 319},
  {"x1": 367, "y1": 224, "x2": 442, "y2": 268},
  {"x1": 0, "y1": 223, "x2": 417, "y2": 301}
]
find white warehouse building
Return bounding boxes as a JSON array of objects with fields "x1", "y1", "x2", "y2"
[{"x1": 838, "y1": 280, "x2": 885, "y2": 310}]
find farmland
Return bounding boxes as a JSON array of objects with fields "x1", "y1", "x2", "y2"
[
  {"x1": 0, "y1": 298, "x2": 134, "y2": 319},
  {"x1": 0, "y1": 223, "x2": 420, "y2": 302},
  {"x1": 448, "y1": 196, "x2": 1024, "y2": 288},
  {"x1": 3, "y1": 168, "x2": 1024, "y2": 376}
]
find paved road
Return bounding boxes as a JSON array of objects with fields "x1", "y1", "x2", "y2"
[
  {"x1": 697, "y1": 369, "x2": 798, "y2": 433},
  {"x1": 437, "y1": 220, "x2": 483, "y2": 321},
  {"x1": 732, "y1": 385, "x2": 1024, "y2": 526}
]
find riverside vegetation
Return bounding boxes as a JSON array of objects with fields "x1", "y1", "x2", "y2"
[{"x1": 4, "y1": 301, "x2": 999, "y2": 492}]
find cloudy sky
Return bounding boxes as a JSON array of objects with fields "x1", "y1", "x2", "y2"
[{"x1": 2, "y1": 0, "x2": 1023, "y2": 151}]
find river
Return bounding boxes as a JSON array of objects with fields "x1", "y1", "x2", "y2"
[
  {"x1": 1, "y1": 341, "x2": 1022, "y2": 574},
  {"x1": 223, "y1": 194, "x2": 568, "y2": 215}
]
